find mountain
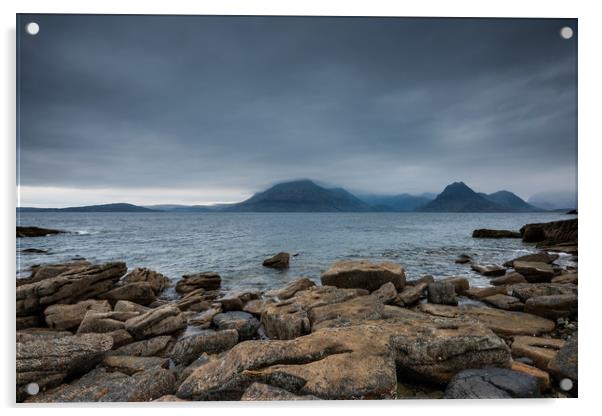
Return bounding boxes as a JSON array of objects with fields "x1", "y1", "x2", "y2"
[
  {"x1": 358, "y1": 193, "x2": 434, "y2": 212},
  {"x1": 528, "y1": 190, "x2": 577, "y2": 211},
  {"x1": 419, "y1": 182, "x2": 508, "y2": 212},
  {"x1": 226, "y1": 179, "x2": 372, "y2": 212},
  {"x1": 478, "y1": 191, "x2": 541, "y2": 212},
  {"x1": 17, "y1": 203, "x2": 157, "y2": 212}
]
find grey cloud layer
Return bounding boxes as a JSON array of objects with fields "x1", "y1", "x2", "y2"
[{"x1": 18, "y1": 15, "x2": 577, "y2": 201}]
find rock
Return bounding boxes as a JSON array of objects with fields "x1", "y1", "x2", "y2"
[
  {"x1": 114, "y1": 300, "x2": 150, "y2": 314},
  {"x1": 472, "y1": 229, "x2": 521, "y2": 238},
  {"x1": 25, "y1": 367, "x2": 176, "y2": 402},
  {"x1": 99, "y1": 282, "x2": 157, "y2": 306},
  {"x1": 470, "y1": 263, "x2": 506, "y2": 277},
  {"x1": 444, "y1": 368, "x2": 540, "y2": 399},
  {"x1": 105, "y1": 329, "x2": 134, "y2": 348},
  {"x1": 547, "y1": 335, "x2": 577, "y2": 382},
  {"x1": 217, "y1": 296, "x2": 244, "y2": 311},
  {"x1": 394, "y1": 281, "x2": 429, "y2": 306},
  {"x1": 16, "y1": 333, "x2": 113, "y2": 400},
  {"x1": 416, "y1": 304, "x2": 555, "y2": 336},
  {"x1": 17, "y1": 226, "x2": 65, "y2": 238},
  {"x1": 176, "y1": 272, "x2": 221, "y2": 293},
  {"x1": 513, "y1": 261, "x2": 555, "y2": 283},
  {"x1": 321, "y1": 260, "x2": 405, "y2": 292},
  {"x1": 187, "y1": 306, "x2": 222, "y2": 329},
  {"x1": 440, "y1": 277, "x2": 470, "y2": 294},
  {"x1": 108, "y1": 335, "x2": 172, "y2": 357},
  {"x1": 77, "y1": 311, "x2": 140, "y2": 334},
  {"x1": 213, "y1": 311, "x2": 260, "y2": 340},
  {"x1": 260, "y1": 286, "x2": 365, "y2": 339},
  {"x1": 21, "y1": 248, "x2": 49, "y2": 253},
  {"x1": 407, "y1": 275, "x2": 435, "y2": 286},
  {"x1": 262, "y1": 252, "x2": 290, "y2": 269},
  {"x1": 309, "y1": 295, "x2": 384, "y2": 331},
  {"x1": 44, "y1": 300, "x2": 111, "y2": 330},
  {"x1": 122, "y1": 267, "x2": 169, "y2": 294},
  {"x1": 525, "y1": 294, "x2": 577, "y2": 319},
  {"x1": 520, "y1": 219, "x2": 577, "y2": 245},
  {"x1": 241, "y1": 383, "x2": 318, "y2": 401},
  {"x1": 454, "y1": 254, "x2": 472, "y2": 264},
  {"x1": 19, "y1": 261, "x2": 91, "y2": 286},
  {"x1": 176, "y1": 316, "x2": 509, "y2": 400},
  {"x1": 511, "y1": 336, "x2": 565, "y2": 370},
  {"x1": 427, "y1": 282, "x2": 457, "y2": 305},
  {"x1": 511, "y1": 361, "x2": 551, "y2": 391},
  {"x1": 264, "y1": 277, "x2": 316, "y2": 299},
  {"x1": 16, "y1": 262, "x2": 127, "y2": 316},
  {"x1": 102, "y1": 356, "x2": 169, "y2": 375},
  {"x1": 370, "y1": 282, "x2": 398, "y2": 304},
  {"x1": 154, "y1": 394, "x2": 188, "y2": 402},
  {"x1": 170, "y1": 329, "x2": 238, "y2": 365},
  {"x1": 464, "y1": 286, "x2": 507, "y2": 300},
  {"x1": 551, "y1": 273, "x2": 578, "y2": 285},
  {"x1": 509, "y1": 283, "x2": 577, "y2": 302},
  {"x1": 176, "y1": 289, "x2": 212, "y2": 312},
  {"x1": 243, "y1": 298, "x2": 275, "y2": 316},
  {"x1": 490, "y1": 272, "x2": 527, "y2": 286},
  {"x1": 16, "y1": 315, "x2": 43, "y2": 330},
  {"x1": 17, "y1": 328, "x2": 73, "y2": 342},
  {"x1": 503, "y1": 252, "x2": 559, "y2": 268},
  {"x1": 125, "y1": 304, "x2": 187, "y2": 339},
  {"x1": 482, "y1": 294, "x2": 524, "y2": 311}
]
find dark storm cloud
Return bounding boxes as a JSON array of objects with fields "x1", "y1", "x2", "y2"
[{"x1": 17, "y1": 15, "x2": 577, "y2": 204}]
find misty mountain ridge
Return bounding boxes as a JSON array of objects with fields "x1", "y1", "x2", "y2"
[{"x1": 18, "y1": 180, "x2": 566, "y2": 213}]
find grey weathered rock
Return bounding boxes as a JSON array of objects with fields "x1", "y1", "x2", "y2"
[
  {"x1": 122, "y1": 267, "x2": 169, "y2": 294},
  {"x1": 470, "y1": 263, "x2": 506, "y2": 277},
  {"x1": 440, "y1": 277, "x2": 470, "y2": 294},
  {"x1": 454, "y1": 254, "x2": 472, "y2": 264},
  {"x1": 17, "y1": 262, "x2": 126, "y2": 316},
  {"x1": 107, "y1": 335, "x2": 172, "y2": 357},
  {"x1": 427, "y1": 282, "x2": 457, "y2": 305},
  {"x1": 170, "y1": 329, "x2": 238, "y2": 365},
  {"x1": 551, "y1": 273, "x2": 578, "y2": 285},
  {"x1": 44, "y1": 300, "x2": 111, "y2": 330},
  {"x1": 482, "y1": 294, "x2": 524, "y2": 311},
  {"x1": 213, "y1": 311, "x2": 260, "y2": 340},
  {"x1": 99, "y1": 282, "x2": 157, "y2": 306},
  {"x1": 17, "y1": 226, "x2": 65, "y2": 238},
  {"x1": 472, "y1": 229, "x2": 521, "y2": 239},
  {"x1": 321, "y1": 260, "x2": 405, "y2": 292},
  {"x1": 370, "y1": 282, "x2": 398, "y2": 304},
  {"x1": 513, "y1": 261, "x2": 555, "y2": 283},
  {"x1": 309, "y1": 295, "x2": 384, "y2": 331},
  {"x1": 490, "y1": 272, "x2": 527, "y2": 286},
  {"x1": 77, "y1": 311, "x2": 140, "y2": 334},
  {"x1": 125, "y1": 304, "x2": 187, "y2": 339},
  {"x1": 18, "y1": 261, "x2": 91, "y2": 287},
  {"x1": 511, "y1": 336, "x2": 565, "y2": 370},
  {"x1": 394, "y1": 280, "x2": 429, "y2": 306},
  {"x1": 102, "y1": 355, "x2": 170, "y2": 375},
  {"x1": 264, "y1": 277, "x2": 316, "y2": 299},
  {"x1": 444, "y1": 368, "x2": 540, "y2": 399},
  {"x1": 503, "y1": 252, "x2": 559, "y2": 268},
  {"x1": 547, "y1": 335, "x2": 577, "y2": 382},
  {"x1": 509, "y1": 283, "x2": 577, "y2": 302},
  {"x1": 262, "y1": 252, "x2": 290, "y2": 269},
  {"x1": 176, "y1": 272, "x2": 221, "y2": 293},
  {"x1": 525, "y1": 294, "x2": 577, "y2": 319},
  {"x1": 464, "y1": 286, "x2": 507, "y2": 300},
  {"x1": 114, "y1": 300, "x2": 150, "y2": 314},
  {"x1": 520, "y1": 219, "x2": 577, "y2": 245}
]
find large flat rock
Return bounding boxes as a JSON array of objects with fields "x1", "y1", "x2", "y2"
[{"x1": 321, "y1": 260, "x2": 405, "y2": 292}]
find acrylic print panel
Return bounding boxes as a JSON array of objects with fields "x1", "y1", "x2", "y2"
[{"x1": 16, "y1": 14, "x2": 577, "y2": 402}]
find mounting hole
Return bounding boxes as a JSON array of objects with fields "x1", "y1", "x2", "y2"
[
  {"x1": 559, "y1": 378, "x2": 573, "y2": 391},
  {"x1": 25, "y1": 382, "x2": 39, "y2": 395},
  {"x1": 560, "y1": 26, "x2": 573, "y2": 40},
  {"x1": 25, "y1": 22, "x2": 40, "y2": 36}
]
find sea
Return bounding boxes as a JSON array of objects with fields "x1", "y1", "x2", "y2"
[{"x1": 16, "y1": 212, "x2": 577, "y2": 296}]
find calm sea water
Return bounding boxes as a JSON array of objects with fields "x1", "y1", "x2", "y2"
[{"x1": 16, "y1": 212, "x2": 576, "y2": 294}]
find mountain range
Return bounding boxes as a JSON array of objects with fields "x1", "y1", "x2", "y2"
[{"x1": 18, "y1": 180, "x2": 559, "y2": 213}]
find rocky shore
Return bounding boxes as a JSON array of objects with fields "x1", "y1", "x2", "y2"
[{"x1": 16, "y1": 218, "x2": 577, "y2": 402}]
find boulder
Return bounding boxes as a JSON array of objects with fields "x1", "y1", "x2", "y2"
[
  {"x1": 511, "y1": 361, "x2": 551, "y2": 391},
  {"x1": 24, "y1": 367, "x2": 176, "y2": 402},
  {"x1": 213, "y1": 311, "x2": 260, "y2": 340},
  {"x1": 525, "y1": 294, "x2": 577, "y2": 319},
  {"x1": 513, "y1": 261, "x2": 555, "y2": 283},
  {"x1": 125, "y1": 304, "x2": 187, "y2": 339},
  {"x1": 264, "y1": 277, "x2": 316, "y2": 299},
  {"x1": 490, "y1": 272, "x2": 527, "y2": 286},
  {"x1": 102, "y1": 356, "x2": 169, "y2": 375},
  {"x1": 187, "y1": 306, "x2": 222, "y2": 329},
  {"x1": 308, "y1": 295, "x2": 384, "y2": 331},
  {"x1": 454, "y1": 254, "x2": 472, "y2": 264},
  {"x1": 551, "y1": 273, "x2": 578, "y2": 285},
  {"x1": 114, "y1": 300, "x2": 150, "y2": 314},
  {"x1": 105, "y1": 329, "x2": 134, "y2": 348},
  {"x1": 77, "y1": 311, "x2": 140, "y2": 334},
  {"x1": 177, "y1": 316, "x2": 509, "y2": 400},
  {"x1": 170, "y1": 329, "x2": 238, "y2": 365},
  {"x1": 503, "y1": 252, "x2": 559, "y2": 268},
  {"x1": 44, "y1": 300, "x2": 111, "y2": 330},
  {"x1": 482, "y1": 294, "x2": 524, "y2": 311},
  {"x1": 108, "y1": 335, "x2": 172, "y2": 357},
  {"x1": 262, "y1": 252, "x2": 290, "y2": 269},
  {"x1": 243, "y1": 298, "x2": 276, "y2": 316},
  {"x1": 464, "y1": 286, "x2": 507, "y2": 300},
  {"x1": 122, "y1": 267, "x2": 169, "y2": 294},
  {"x1": 394, "y1": 280, "x2": 429, "y2": 306},
  {"x1": 370, "y1": 282, "x2": 398, "y2": 304},
  {"x1": 17, "y1": 262, "x2": 126, "y2": 316},
  {"x1": 470, "y1": 263, "x2": 506, "y2": 277},
  {"x1": 547, "y1": 336, "x2": 577, "y2": 382},
  {"x1": 217, "y1": 296, "x2": 244, "y2": 311},
  {"x1": 511, "y1": 336, "x2": 565, "y2": 370},
  {"x1": 440, "y1": 276, "x2": 470, "y2": 294},
  {"x1": 176, "y1": 272, "x2": 221, "y2": 293},
  {"x1": 16, "y1": 333, "x2": 113, "y2": 400},
  {"x1": 416, "y1": 304, "x2": 555, "y2": 336},
  {"x1": 520, "y1": 219, "x2": 577, "y2": 245},
  {"x1": 321, "y1": 260, "x2": 405, "y2": 292},
  {"x1": 241, "y1": 383, "x2": 318, "y2": 401},
  {"x1": 510, "y1": 283, "x2": 577, "y2": 302},
  {"x1": 427, "y1": 282, "x2": 457, "y2": 305},
  {"x1": 472, "y1": 229, "x2": 521, "y2": 238},
  {"x1": 18, "y1": 261, "x2": 91, "y2": 286},
  {"x1": 444, "y1": 368, "x2": 540, "y2": 399},
  {"x1": 99, "y1": 282, "x2": 157, "y2": 306},
  {"x1": 17, "y1": 226, "x2": 65, "y2": 238}
]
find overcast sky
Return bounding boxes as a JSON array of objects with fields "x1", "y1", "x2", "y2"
[{"x1": 17, "y1": 15, "x2": 577, "y2": 207}]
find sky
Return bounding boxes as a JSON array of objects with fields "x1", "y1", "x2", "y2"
[{"x1": 17, "y1": 15, "x2": 577, "y2": 207}]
